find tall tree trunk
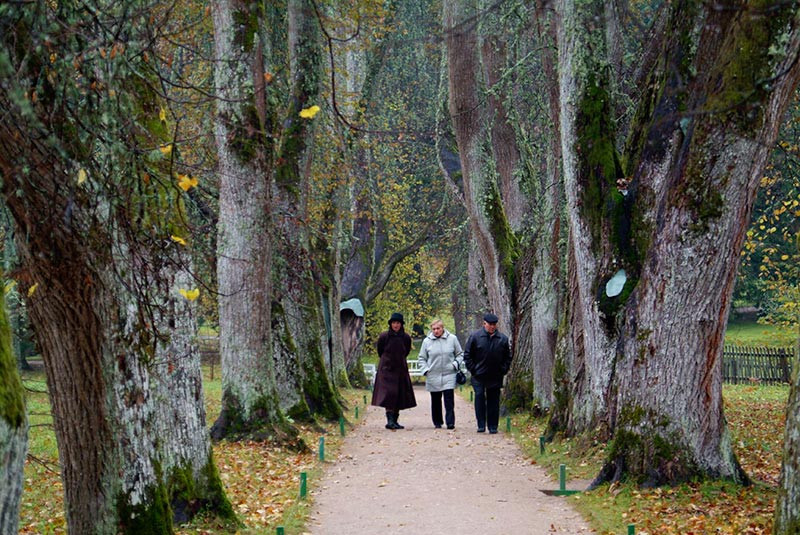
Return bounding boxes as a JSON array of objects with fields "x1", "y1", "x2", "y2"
[
  {"x1": 443, "y1": 0, "x2": 514, "y2": 328},
  {"x1": 556, "y1": 0, "x2": 800, "y2": 485},
  {"x1": 1, "y1": 2, "x2": 234, "y2": 530},
  {"x1": 271, "y1": 0, "x2": 342, "y2": 422},
  {"x1": 211, "y1": 0, "x2": 296, "y2": 442},
  {"x1": 775, "y1": 331, "x2": 800, "y2": 533},
  {"x1": 0, "y1": 281, "x2": 27, "y2": 535}
]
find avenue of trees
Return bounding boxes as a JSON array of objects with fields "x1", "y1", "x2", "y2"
[{"x1": 1, "y1": 0, "x2": 799, "y2": 534}]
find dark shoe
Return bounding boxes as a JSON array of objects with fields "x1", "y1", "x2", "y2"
[
  {"x1": 447, "y1": 425, "x2": 455, "y2": 430},
  {"x1": 489, "y1": 429, "x2": 498, "y2": 434},
  {"x1": 477, "y1": 427, "x2": 485, "y2": 433},
  {"x1": 434, "y1": 424, "x2": 442, "y2": 429},
  {"x1": 386, "y1": 412, "x2": 401, "y2": 430},
  {"x1": 394, "y1": 412, "x2": 405, "y2": 429}
]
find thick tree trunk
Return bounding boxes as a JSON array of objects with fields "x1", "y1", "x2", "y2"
[
  {"x1": 270, "y1": 0, "x2": 341, "y2": 422},
  {"x1": 556, "y1": 0, "x2": 800, "y2": 485},
  {"x1": 1, "y1": 9, "x2": 232, "y2": 528},
  {"x1": 0, "y1": 285, "x2": 27, "y2": 535},
  {"x1": 775, "y1": 335, "x2": 800, "y2": 533},
  {"x1": 443, "y1": 0, "x2": 513, "y2": 327},
  {"x1": 153, "y1": 267, "x2": 233, "y2": 524},
  {"x1": 211, "y1": 0, "x2": 294, "y2": 442}
]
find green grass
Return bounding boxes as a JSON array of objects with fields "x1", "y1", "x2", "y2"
[
  {"x1": 17, "y1": 365, "x2": 367, "y2": 535},
  {"x1": 506, "y1": 383, "x2": 790, "y2": 535},
  {"x1": 725, "y1": 320, "x2": 797, "y2": 347}
]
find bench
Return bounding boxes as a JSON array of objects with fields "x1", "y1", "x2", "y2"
[
  {"x1": 407, "y1": 359, "x2": 424, "y2": 382},
  {"x1": 362, "y1": 360, "x2": 425, "y2": 384}
]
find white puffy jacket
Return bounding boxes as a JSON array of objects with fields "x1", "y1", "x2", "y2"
[{"x1": 418, "y1": 330, "x2": 464, "y2": 392}]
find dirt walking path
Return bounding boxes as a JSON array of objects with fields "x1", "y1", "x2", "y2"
[{"x1": 307, "y1": 385, "x2": 594, "y2": 534}]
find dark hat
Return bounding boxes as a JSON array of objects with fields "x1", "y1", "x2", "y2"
[
  {"x1": 388, "y1": 312, "x2": 405, "y2": 325},
  {"x1": 483, "y1": 313, "x2": 499, "y2": 323}
]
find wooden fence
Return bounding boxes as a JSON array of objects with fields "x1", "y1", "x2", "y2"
[
  {"x1": 723, "y1": 345, "x2": 795, "y2": 385},
  {"x1": 196, "y1": 336, "x2": 794, "y2": 385}
]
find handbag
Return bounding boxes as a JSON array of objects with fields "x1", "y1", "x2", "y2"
[{"x1": 455, "y1": 362, "x2": 467, "y2": 385}]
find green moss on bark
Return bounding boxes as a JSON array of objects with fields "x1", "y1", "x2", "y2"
[
  {"x1": 166, "y1": 456, "x2": 236, "y2": 525},
  {"x1": 0, "y1": 285, "x2": 24, "y2": 428},
  {"x1": 482, "y1": 180, "x2": 519, "y2": 285},
  {"x1": 116, "y1": 483, "x2": 172, "y2": 535}
]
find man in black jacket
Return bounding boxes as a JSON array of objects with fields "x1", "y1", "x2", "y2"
[{"x1": 463, "y1": 313, "x2": 512, "y2": 434}]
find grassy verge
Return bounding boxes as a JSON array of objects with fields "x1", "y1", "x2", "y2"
[
  {"x1": 17, "y1": 366, "x2": 368, "y2": 535},
  {"x1": 505, "y1": 383, "x2": 788, "y2": 534},
  {"x1": 724, "y1": 321, "x2": 796, "y2": 347}
]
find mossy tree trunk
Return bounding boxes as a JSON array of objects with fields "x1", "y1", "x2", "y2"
[
  {"x1": 442, "y1": 0, "x2": 563, "y2": 412},
  {"x1": 210, "y1": 0, "x2": 297, "y2": 443},
  {"x1": 774, "y1": 329, "x2": 800, "y2": 531},
  {"x1": 1, "y1": 2, "x2": 234, "y2": 531},
  {"x1": 0, "y1": 278, "x2": 27, "y2": 535},
  {"x1": 269, "y1": 0, "x2": 342, "y2": 421},
  {"x1": 555, "y1": 0, "x2": 800, "y2": 485}
]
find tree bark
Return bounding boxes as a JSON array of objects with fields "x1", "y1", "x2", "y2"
[
  {"x1": 1, "y1": 3, "x2": 234, "y2": 530},
  {"x1": 555, "y1": 0, "x2": 800, "y2": 485},
  {"x1": 775, "y1": 333, "x2": 800, "y2": 533},
  {"x1": 0, "y1": 283, "x2": 27, "y2": 535},
  {"x1": 270, "y1": 0, "x2": 342, "y2": 422},
  {"x1": 211, "y1": 0, "x2": 296, "y2": 442},
  {"x1": 443, "y1": 0, "x2": 513, "y2": 328}
]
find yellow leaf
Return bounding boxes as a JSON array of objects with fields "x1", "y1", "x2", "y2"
[
  {"x1": 179, "y1": 288, "x2": 200, "y2": 301},
  {"x1": 170, "y1": 235, "x2": 187, "y2": 246},
  {"x1": 77, "y1": 169, "x2": 87, "y2": 185},
  {"x1": 159, "y1": 144, "x2": 173, "y2": 156},
  {"x1": 176, "y1": 174, "x2": 198, "y2": 192},
  {"x1": 4, "y1": 280, "x2": 16, "y2": 294},
  {"x1": 781, "y1": 255, "x2": 789, "y2": 260},
  {"x1": 27, "y1": 283, "x2": 38, "y2": 297},
  {"x1": 159, "y1": 106, "x2": 167, "y2": 122},
  {"x1": 299, "y1": 105, "x2": 320, "y2": 119}
]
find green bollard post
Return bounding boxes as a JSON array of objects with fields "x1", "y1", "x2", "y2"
[
  {"x1": 539, "y1": 436, "x2": 545, "y2": 455},
  {"x1": 277, "y1": 527, "x2": 284, "y2": 535},
  {"x1": 628, "y1": 524, "x2": 635, "y2": 535},
  {"x1": 363, "y1": 394, "x2": 367, "y2": 405},
  {"x1": 470, "y1": 390, "x2": 473, "y2": 402},
  {"x1": 319, "y1": 436, "x2": 325, "y2": 461},
  {"x1": 299, "y1": 472, "x2": 307, "y2": 498},
  {"x1": 339, "y1": 416, "x2": 345, "y2": 436},
  {"x1": 559, "y1": 464, "x2": 566, "y2": 492},
  {"x1": 355, "y1": 406, "x2": 359, "y2": 419},
  {"x1": 506, "y1": 416, "x2": 511, "y2": 432}
]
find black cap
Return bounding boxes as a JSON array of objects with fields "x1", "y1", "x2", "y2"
[
  {"x1": 388, "y1": 312, "x2": 405, "y2": 325},
  {"x1": 483, "y1": 313, "x2": 499, "y2": 323}
]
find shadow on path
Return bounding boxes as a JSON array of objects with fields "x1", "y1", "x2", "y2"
[{"x1": 307, "y1": 385, "x2": 594, "y2": 534}]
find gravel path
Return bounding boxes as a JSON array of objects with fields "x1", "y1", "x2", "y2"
[{"x1": 307, "y1": 385, "x2": 594, "y2": 534}]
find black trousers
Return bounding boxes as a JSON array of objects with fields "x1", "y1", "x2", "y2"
[
  {"x1": 430, "y1": 389, "x2": 455, "y2": 427},
  {"x1": 472, "y1": 380, "x2": 501, "y2": 431}
]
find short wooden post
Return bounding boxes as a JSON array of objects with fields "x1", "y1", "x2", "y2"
[
  {"x1": 469, "y1": 390, "x2": 473, "y2": 402},
  {"x1": 559, "y1": 464, "x2": 566, "y2": 491},
  {"x1": 318, "y1": 436, "x2": 325, "y2": 461},
  {"x1": 299, "y1": 472, "x2": 307, "y2": 498},
  {"x1": 506, "y1": 416, "x2": 511, "y2": 432},
  {"x1": 355, "y1": 406, "x2": 359, "y2": 419},
  {"x1": 539, "y1": 436, "x2": 545, "y2": 455},
  {"x1": 363, "y1": 394, "x2": 367, "y2": 405},
  {"x1": 339, "y1": 416, "x2": 345, "y2": 436},
  {"x1": 276, "y1": 527, "x2": 284, "y2": 535},
  {"x1": 627, "y1": 524, "x2": 635, "y2": 535}
]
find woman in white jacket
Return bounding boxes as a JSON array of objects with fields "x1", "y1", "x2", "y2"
[{"x1": 418, "y1": 319, "x2": 464, "y2": 429}]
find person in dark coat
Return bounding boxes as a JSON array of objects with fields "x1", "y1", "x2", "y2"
[
  {"x1": 463, "y1": 313, "x2": 512, "y2": 434},
  {"x1": 371, "y1": 312, "x2": 417, "y2": 429}
]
